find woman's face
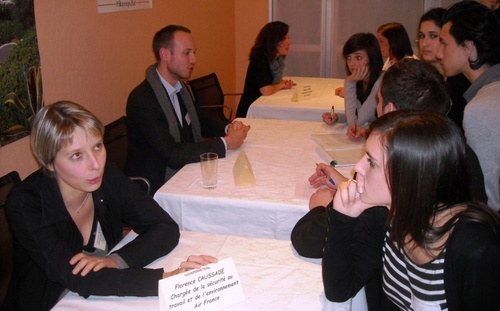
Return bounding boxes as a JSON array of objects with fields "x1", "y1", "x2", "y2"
[
  {"x1": 49, "y1": 126, "x2": 106, "y2": 196},
  {"x1": 377, "y1": 32, "x2": 390, "y2": 58},
  {"x1": 346, "y1": 49, "x2": 370, "y2": 74},
  {"x1": 354, "y1": 132, "x2": 391, "y2": 207},
  {"x1": 276, "y1": 33, "x2": 291, "y2": 57},
  {"x1": 418, "y1": 20, "x2": 441, "y2": 64}
]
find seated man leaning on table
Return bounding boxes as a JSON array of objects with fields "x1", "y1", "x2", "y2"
[
  {"x1": 291, "y1": 58, "x2": 488, "y2": 310},
  {"x1": 126, "y1": 24, "x2": 250, "y2": 194}
]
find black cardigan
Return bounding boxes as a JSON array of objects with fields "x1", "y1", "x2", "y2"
[
  {"x1": 322, "y1": 204, "x2": 500, "y2": 310},
  {"x1": 4, "y1": 164, "x2": 180, "y2": 311}
]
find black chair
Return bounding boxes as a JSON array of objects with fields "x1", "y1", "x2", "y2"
[
  {"x1": 187, "y1": 73, "x2": 241, "y2": 123},
  {"x1": 103, "y1": 117, "x2": 151, "y2": 195},
  {"x1": 0, "y1": 171, "x2": 21, "y2": 308}
]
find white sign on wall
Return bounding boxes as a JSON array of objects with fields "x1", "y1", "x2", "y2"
[{"x1": 97, "y1": 0, "x2": 152, "y2": 14}]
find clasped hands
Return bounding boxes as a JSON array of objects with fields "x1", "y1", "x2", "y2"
[{"x1": 225, "y1": 120, "x2": 251, "y2": 150}]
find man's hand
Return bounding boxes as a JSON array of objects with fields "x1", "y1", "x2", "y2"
[{"x1": 225, "y1": 121, "x2": 250, "y2": 149}]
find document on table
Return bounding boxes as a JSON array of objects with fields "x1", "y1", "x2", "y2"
[
  {"x1": 312, "y1": 133, "x2": 365, "y2": 167},
  {"x1": 315, "y1": 146, "x2": 365, "y2": 167},
  {"x1": 311, "y1": 133, "x2": 364, "y2": 149}
]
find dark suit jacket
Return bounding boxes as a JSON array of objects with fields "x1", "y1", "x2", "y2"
[{"x1": 126, "y1": 78, "x2": 227, "y2": 194}]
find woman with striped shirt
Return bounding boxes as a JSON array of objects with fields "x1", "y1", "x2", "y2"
[{"x1": 310, "y1": 111, "x2": 500, "y2": 310}]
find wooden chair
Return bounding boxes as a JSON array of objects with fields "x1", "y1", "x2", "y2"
[
  {"x1": 187, "y1": 73, "x2": 241, "y2": 123},
  {"x1": 0, "y1": 171, "x2": 21, "y2": 308}
]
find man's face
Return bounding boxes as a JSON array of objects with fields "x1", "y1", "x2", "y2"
[
  {"x1": 436, "y1": 22, "x2": 470, "y2": 77},
  {"x1": 164, "y1": 31, "x2": 197, "y2": 84}
]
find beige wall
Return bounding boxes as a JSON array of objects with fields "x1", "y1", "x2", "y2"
[{"x1": 0, "y1": 0, "x2": 269, "y2": 179}]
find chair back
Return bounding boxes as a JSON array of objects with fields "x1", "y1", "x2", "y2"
[
  {"x1": 103, "y1": 116, "x2": 128, "y2": 171},
  {"x1": 188, "y1": 73, "x2": 232, "y2": 122},
  {"x1": 0, "y1": 171, "x2": 21, "y2": 307},
  {"x1": 188, "y1": 73, "x2": 224, "y2": 107},
  {"x1": 103, "y1": 117, "x2": 151, "y2": 195}
]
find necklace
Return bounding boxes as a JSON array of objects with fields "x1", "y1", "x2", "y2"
[{"x1": 75, "y1": 192, "x2": 90, "y2": 215}]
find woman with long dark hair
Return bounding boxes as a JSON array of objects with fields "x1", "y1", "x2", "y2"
[
  {"x1": 313, "y1": 111, "x2": 500, "y2": 309},
  {"x1": 325, "y1": 33, "x2": 384, "y2": 140},
  {"x1": 377, "y1": 22, "x2": 417, "y2": 71},
  {"x1": 236, "y1": 21, "x2": 294, "y2": 118}
]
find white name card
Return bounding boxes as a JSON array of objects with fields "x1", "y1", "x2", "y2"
[
  {"x1": 291, "y1": 84, "x2": 315, "y2": 102},
  {"x1": 233, "y1": 151, "x2": 256, "y2": 187},
  {"x1": 159, "y1": 258, "x2": 244, "y2": 311}
]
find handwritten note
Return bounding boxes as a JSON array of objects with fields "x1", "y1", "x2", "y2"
[{"x1": 159, "y1": 258, "x2": 244, "y2": 311}]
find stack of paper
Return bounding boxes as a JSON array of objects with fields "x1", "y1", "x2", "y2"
[{"x1": 311, "y1": 133, "x2": 365, "y2": 167}]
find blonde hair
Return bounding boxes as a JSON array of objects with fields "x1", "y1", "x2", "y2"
[{"x1": 31, "y1": 101, "x2": 104, "y2": 175}]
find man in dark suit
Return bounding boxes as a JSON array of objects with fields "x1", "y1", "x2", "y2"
[{"x1": 126, "y1": 25, "x2": 250, "y2": 194}]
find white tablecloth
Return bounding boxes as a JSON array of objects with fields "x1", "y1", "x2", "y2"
[
  {"x1": 246, "y1": 77, "x2": 345, "y2": 122},
  {"x1": 154, "y1": 118, "x2": 355, "y2": 240},
  {"x1": 53, "y1": 231, "x2": 367, "y2": 311}
]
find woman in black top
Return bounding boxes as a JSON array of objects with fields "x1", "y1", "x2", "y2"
[
  {"x1": 4, "y1": 101, "x2": 216, "y2": 310},
  {"x1": 236, "y1": 21, "x2": 295, "y2": 118}
]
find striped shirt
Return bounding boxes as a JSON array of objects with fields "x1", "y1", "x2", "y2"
[{"x1": 382, "y1": 230, "x2": 448, "y2": 310}]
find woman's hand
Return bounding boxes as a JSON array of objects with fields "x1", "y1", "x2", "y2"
[
  {"x1": 70, "y1": 253, "x2": 118, "y2": 276},
  {"x1": 309, "y1": 188, "x2": 336, "y2": 210},
  {"x1": 333, "y1": 180, "x2": 371, "y2": 217},
  {"x1": 346, "y1": 65, "x2": 369, "y2": 82},
  {"x1": 322, "y1": 112, "x2": 339, "y2": 125},
  {"x1": 334, "y1": 87, "x2": 344, "y2": 98},
  {"x1": 309, "y1": 163, "x2": 348, "y2": 190},
  {"x1": 282, "y1": 79, "x2": 295, "y2": 89},
  {"x1": 163, "y1": 255, "x2": 218, "y2": 278},
  {"x1": 346, "y1": 124, "x2": 369, "y2": 141}
]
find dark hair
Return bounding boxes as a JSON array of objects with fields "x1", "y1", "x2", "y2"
[
  {"x1": 377, "y1": 22, "x2": 414, "y2": 61},
  {"x1": 419, "y1": 7, "x2": 446, "y2": 29},
  {"x1": 380, "y1": 58, "x2": 449, "y2": 115},
  {"x1": 342, "y1": 33, "x2": 384, "y2": 103},
  {"x1": 442, "y1": 1, "x2": 500, "y2": 69},
  {"x1": 370, "y1": 111, "x2": 500, "y2": 252},
  {"x1": 152, "y1": 25, "x2": 191, "y2": 61},
  {"x1": 250, "y1": 21, "x2": 289, "y2": 62}
]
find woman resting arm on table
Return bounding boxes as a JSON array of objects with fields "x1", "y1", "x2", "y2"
[
  {"x1": 4, "y1": 101, "x2": 217, "y2": 311},
  {"x1": 323, "y1": 33, "x2": 383, "y2": 141},
  {"x1": 236, "y1": 21, "x2": 295, "y2": 118},
  {"x1": 313, "y1": 111, "x2": 500, "y2": 310}
]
